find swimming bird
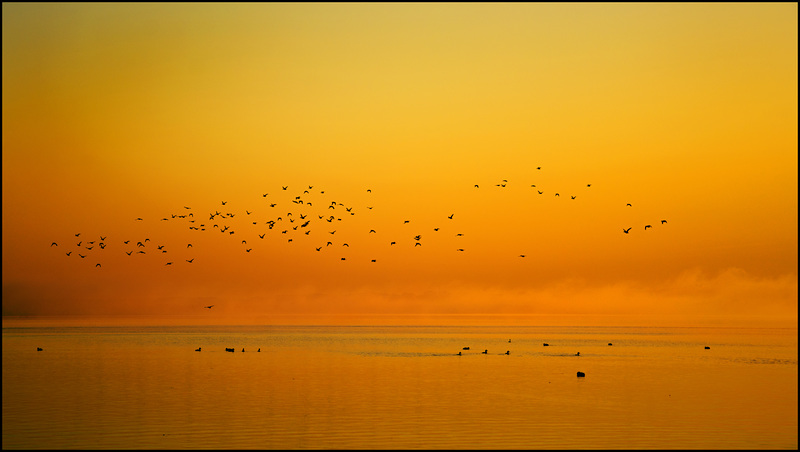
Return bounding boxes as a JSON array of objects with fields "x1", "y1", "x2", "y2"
[
  {"x1": 575, "y1": 352, "x2": 580, "y2": 356},
  {"x1": 195, "y1": 347, "x2": 201, "y2": 351},
  {"x1": 457, "y1": 352, "x2": 462, "y2": 356},
  {"x1": 482, "y1": 350, "x2": 488, "y2": 354},
  {"x1": 257, "y1": 348, "x2": 261, "y2": 352},
  {"x1": 505, "y1": 350, "x2": 510, "y2": 355},
  {"x1": 37, "y1": 347, "x2": 43, "y2": 351}
]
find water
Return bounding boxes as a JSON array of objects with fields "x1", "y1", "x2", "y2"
[{"x1": 3, "y1": 324, "x2": 797, "y2": 449}]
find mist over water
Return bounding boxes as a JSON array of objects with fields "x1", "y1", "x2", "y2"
[{"x1": 3, "y1": 323, "x2": 797, "y2": 449}]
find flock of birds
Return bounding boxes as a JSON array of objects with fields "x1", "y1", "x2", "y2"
[{"x1": 50, "y1": 170, "x2": 669, "y2": 303}]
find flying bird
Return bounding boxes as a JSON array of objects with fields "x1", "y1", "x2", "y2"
[
  {"x1": 644, "y1": 225, "x2": 652, "y2": 230},
  {"x1": 186, "y1": 259, "x2": 194, "y2": 263},
  {"x1": 626, "y1": 203, "x2": 632, "y2": 207},
  {"x1": 51, "y1": 242, "x2": 57, "y2": 246},
  {"x1": 447, "y1": 214, "x2": 454, "y2": 219},
  {"x1": 205, "y1": 305, "x2": 214, "y2": 309},
  {"x1": 661, "y1": 220, "x2": 667, "y2": 224},
  {"x1": 623, "y1": 228, "x2": 631, "y2": 234},
  {"x1": 95, "y1": 263, "x2": 101, "y2": 268}
]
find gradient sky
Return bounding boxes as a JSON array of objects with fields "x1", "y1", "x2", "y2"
[{"x1": 3, "y1": 3, "x2": 797, "y2": 327}]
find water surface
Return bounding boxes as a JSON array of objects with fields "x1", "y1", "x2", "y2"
[{"x1": 3, "y1": 325, "x2": 797, "y2": 449}]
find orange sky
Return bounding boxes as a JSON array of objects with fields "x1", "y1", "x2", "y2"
[{"x1": 3, "y1": 3, "x2": 797, "y2": 327}]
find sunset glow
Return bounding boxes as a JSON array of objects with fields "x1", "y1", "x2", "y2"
[{"x1": 3, "y1": 3, "x2": 797, "y2": 327}]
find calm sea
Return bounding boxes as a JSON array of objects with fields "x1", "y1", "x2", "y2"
[{"x1": 2, "y1": 324, "x2": 797, "y2": 449}]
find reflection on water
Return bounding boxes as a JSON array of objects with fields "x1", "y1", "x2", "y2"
[{"x1": 3, "y1": 325, "x2": 797, "y2": 449}]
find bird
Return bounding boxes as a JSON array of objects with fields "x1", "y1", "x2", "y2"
[
  {"x1": 369, "y1": 229, "x2": 376, "y2": 233},
  {"x1": 457, "y1": 249, "x2": 465, "y2": 252},
  {"x1": 626, "y1": 203, "x2": 632, "y2": 207},
  {"x1": 51, "y1": 242, "x2": 57, "y2": 246},
  {"x1": 519, "y1": 254, "x2": 526, "y2": 257},
  {"x1": 187, "y1": 244, "x2": 192, "y2": 247},
  {"x1": 661, "y1": 220, "x2": 667, "y2": 224},
  {"x1": 644, "y1": 225, "x2": 652, "y2": 230},
  {"x1": 66, "y1": 252, "x2": 72, "y2": 256},
  {"x1": 221, "y1": 201, "x2": 227, "y2": 205},
  {"x1": 403, "y1": 220, "x2": 410, "y2": 224},
  {"x1": 555, "y1": 193, "x2": 560, "y2": 196},
  {"x1": 205, "y1": 305, "x2": 214, "y2": 309},
  {"x1": 623, "y1": 228, "x2": 631, "y2": 234},
  {"x1": 186, "y1": 259, "x2": 194, "y2": 263},
  {"x1": 341, "y1": 258, "x2": 346, "y2": 261},
  {"x1": 482, "y1": 350, "x2": 488, "y2": 354},
  {"x1": 371, "y1": 259, "x2": 376, "y2": 262},
  {"x1": 571, "y1": 196, "x2": 576, "y2": 200},
  {"x1": 587, "y1": 184, "x2": 591, "y2": 187},
  {"x1": 575, "y1": 352, "x2": 580, "y2": 356},
  {"x1": 282, "y1": 186, "x2": 288, "y2": 190},
  {"x1": 447, "y1": 214, "x2": 454, "y2": 219},
  {"x1": 125, "y1": 251, "x2": 132, "y2": 256},
  {"x1": 474, "y1": 185, "x2": 479, "y2": 188},
  {"x1": 95, "y1": 263, "x2": 101, "y2": 268},
  {"x1": 79, "y1": 254, "x2": 86, "y2": 258},
  {"x1": 390, "y1": 241, "x2": 396, "y2": 245},
  {"x1": 414, "y1": 243, "x2": 422, "y2": 247},
  {"x1": 505, "y1": 350, "x2": 510, "y2": 355},
  {"x1": 536, "y1": 167, "x2": 541, "y2": 170},
  {"x1": 195, "y1": 347, "x2": 201, "y2": 351},
  {"x1": 538, "y1": 190, "x2": 543, "y2": 194},
  {"x1": 100, "y1": 236, "x2": 106, "y2": 241}
]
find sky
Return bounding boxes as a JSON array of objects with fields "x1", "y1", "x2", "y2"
[{"x1": 3, "y1": 3, "x2": 797, "y2": 327}]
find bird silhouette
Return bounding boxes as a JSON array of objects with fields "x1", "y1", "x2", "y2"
[
  {"x1": 75, "y1": 233, "x2": 81, "y2": 237},
  {"x1": 448, "y1": 214, "x2": 454, "y2": 219},
  {"x1": 186, "y1": 259, "x2": 194, "y2": 263},
  {"x1": 626, "y1": 203, "x2": 632, "y2": 207},
  {"x1": 51, "y1": 242, "x2": 57, "y2": 246},
  {"x1": 66, "y1": 252, "x2": 72, "y2": 256},
  {"x1": 165, "y1": 262, "x2": 173, "y2": 265},
  {"x1": 644, "y1": 225, "x2": 652, "y2": 230},
  {"x1": 538, "y1": 190, "x2": 543, "y2": 194},
  {"x1": 205, "y1": 305, "x2": 214, "y2": 309},
  {"x1": 661, "y1": 220, "x2": 667, "y2": 224},
  {"x1": 623, "y1": 228, "x2": 631, "y2": 234},
  {"x1": 95, "y1": 263, "x2": 101, "y2": 267},
  {"x1": 555, "y1": 193, "x2": 560, "y2": 196},
  {"x1": 571, "y1": 196, "x2": 576, "y2": 200}
]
